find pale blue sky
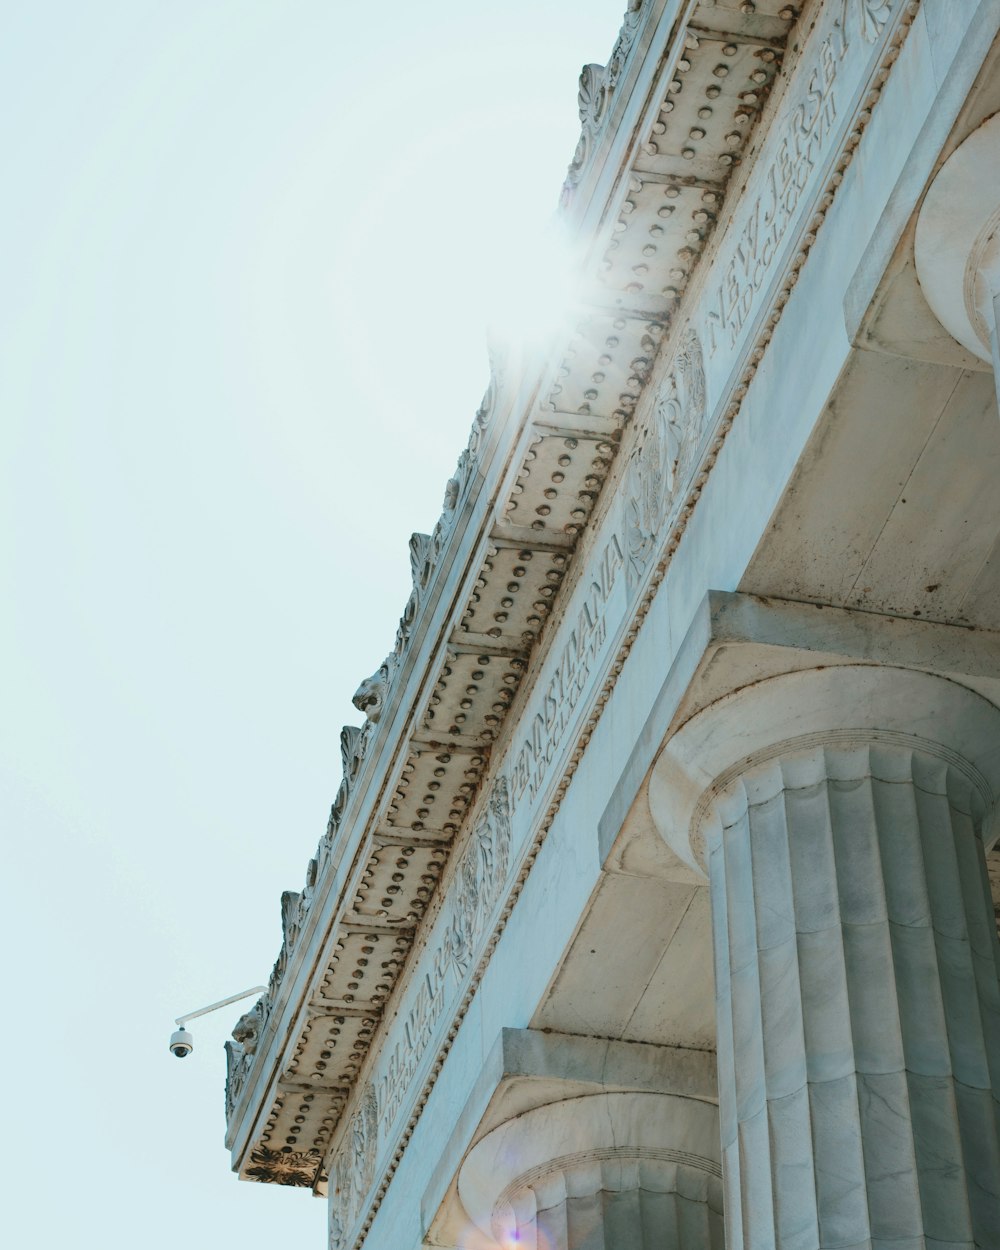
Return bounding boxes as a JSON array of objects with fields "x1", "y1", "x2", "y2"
[{"x1": 1, "y1": 2, "x2": 618, "y2": 1246}]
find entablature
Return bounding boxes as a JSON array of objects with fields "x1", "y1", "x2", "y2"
[{"x1": 223, "y1": 1, "x2": 927, "y2": 1236}]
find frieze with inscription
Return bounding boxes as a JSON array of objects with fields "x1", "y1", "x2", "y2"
[
  {"x1": 511, "y1": 534, "x2": 625, "y2": 807},
  {"x1": 705, "y1": 27, "x2": 846, "y2": 355},
  {"x1": 328, "y1": 776, "x2": 512, "y2": 1250},
  {"x1": 701, "y1": 0, "x2": 902, "y2": 391}
]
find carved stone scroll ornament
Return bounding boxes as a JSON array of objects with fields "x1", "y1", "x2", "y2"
[
  {"x1": 325, "y1": 780, "x2": 348, "y2": 846},
  {"x1": 352, "y1": 482, "x2": 466, "y2": 734},
  {"x1": 257, "y1": 723, "x2": 373, "y2": 1036},
  {"x1": 281, "y1": 889, "x2": 303, "y2": 953},
  {"x1": 562, "y1": 1, "x2": 644, "y2": 204},
  {"x1": 237, "y1": 360, "x2": 505, "y2": 1205},
  {"x1": 267, "y1": 944, "x2": 287, "y2": 1004},
  {"x1": 471, "y1": 349, "x2": 500, "y2": 452},
  {"x1": 351, "y1": 357, "x2": 502, "y2": 733},
  {"x1": 606, "y1": 0, "x2": 643, "y2": 87},
  {"x1": 340, "y1": 722, "x2": 368, "y2": 787},
  {"x1": 408, "y1": 531, "x2": 433, "y2": 592},
  {"x1": 316, "y1": 725, "x2": 371, "y2": 874},
  {"x1": 563, "y1": 63, "x2": 607, "y2": 201}
]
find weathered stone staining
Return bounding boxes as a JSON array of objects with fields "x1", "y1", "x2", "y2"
[{"x1": 223, "y1": 2, "x2": 1000, "y2": 1248}]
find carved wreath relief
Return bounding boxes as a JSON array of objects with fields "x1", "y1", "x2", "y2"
[
  {"x1": 625, "y1": 328, "x2": 705, "y2": 589},
  {"x1": 844, "y1": 0, "x2": 893, "y2": 43},
  {"x1": 330, "y1": 1083, "x2": 378, "y2": 1248},
  {"x1": 624, "y1": 402, "x2": 668, "y2": 588},
  {"x1": 448, "y1": 776, "x2": 512, "y2": 978},
  {"x1": 664, "y1": 328, "x2": 706, "y2": 480}
]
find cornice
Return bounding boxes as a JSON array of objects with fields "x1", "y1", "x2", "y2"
[{"x1": 222, "y1": 1, "x2": 922, "y2": 1232}]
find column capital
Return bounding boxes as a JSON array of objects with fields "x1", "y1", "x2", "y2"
[
  {"x1": 650, "y1": 665, "x2": 1000, "y2": 878},
  {"x1": 457, "y1": 1092, "x2": 721, "y2": 1247},
  {"x1": 915, "y1": 110, "x2": 1000, "y2": 364}
]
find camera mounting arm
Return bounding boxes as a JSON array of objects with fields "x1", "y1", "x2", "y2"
[
  {"x1": 174, "y1": 985, "x2": 267, "y2": 1028},
  {"x1": 169, "y1": 984, "x2": 267, "y2": 1058}
]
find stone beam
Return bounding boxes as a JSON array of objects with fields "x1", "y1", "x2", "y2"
[{"x1": 488, "y1": 524, "x2": 577, "y2": 552}]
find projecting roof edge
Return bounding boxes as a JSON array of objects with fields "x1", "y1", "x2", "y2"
[
  {"x1": 221, "y1": 0, "x2": 697, "y2": 1175},
  {"x1": 223, "y1": 0, "x2": 920, "y2": 1206},
  {"x1": 222, "y1": 0, "x2": 804, "y2": 1184}
]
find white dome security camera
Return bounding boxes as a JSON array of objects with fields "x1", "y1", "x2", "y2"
[
  {"x1": 169, "y1": 984, "x2": 266, "y2": 1064},
  {"x1": 169, "y1": 1027, "x2": 194, "y2": 1058}
]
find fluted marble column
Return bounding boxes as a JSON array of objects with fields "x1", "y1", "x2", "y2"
[
  {"x1": 651, "y1": 666, "x2": 1000, "y2": 1250},
  {"x1": 457, "y1": 1093, "x2": 724, "y2": 1250}
]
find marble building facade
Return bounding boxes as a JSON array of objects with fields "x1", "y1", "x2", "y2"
[{"x1": 223, "y1": 2, "x2": 1000, "y2": 1246}]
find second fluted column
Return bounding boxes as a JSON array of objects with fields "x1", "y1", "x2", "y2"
[{"x1": 652, "y1": 665, "x2": 1000, "y2": 1250}]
